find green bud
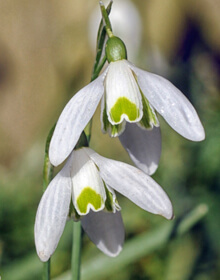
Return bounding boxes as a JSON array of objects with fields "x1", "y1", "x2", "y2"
[{"x1": 105, "y1": 36, "x2": 127, "y2": 62}]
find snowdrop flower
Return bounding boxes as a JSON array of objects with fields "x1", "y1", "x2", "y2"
[
  {"x1": 49, "y1": 36, "x2": 205, "y2": 174},
  {"x1": 35, "y1": 147, "x2": 173, "y2": 262}
]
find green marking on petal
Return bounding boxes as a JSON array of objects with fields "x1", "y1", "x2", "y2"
[
  {"x1": 77, "y1": 187, "x2": 102, "y2": 214},
  {"x1": 139, "y1": 93, "x2": 159, "y2": 129},
  {"x1": 104, "y1": 183, "x2": 121, "y2": 213},
  {"x1": 110, "y1": 97, "x2": 139, "y2": 123},
  {"x1": 102, "y1": 98, "x2": 125, "y2": 137},
  {"x1": 104, "y1": 185, "x2": 114, "y2": 212},
  {"x1": 102, "y1": 100, "x2": 109, "y2": 132},
  {"x1": 110, "y1": 124, "x2": 123, "y2": 136},
  {"x1": 131, "y1": 70, "x2": 158, "y2": 129}
]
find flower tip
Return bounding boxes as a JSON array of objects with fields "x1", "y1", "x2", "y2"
[
  {"x1": 48, "y1": 148, "x2": 62, "y2": 167},
  {"x1": 189, "y1": 122, "x2": 205, "y2": 142},
  {"x1": 198, "y1": 129, "x2": 206, "y2": 142},
  {"x1": 167, "y1": 211, "x2": 175, "y2": 221},
  {"x1": 103, "y1": 244, "x2": 123, "y2": 258},
  {"x1": 37, "y1": 250, "x2": 50, "y2": 262},
  {"x1": 190, "y1": 128, "x2": 205, "y2": 142},
  {"x1": 161, "y1": 203, "x2": 174, "y2": 220}
]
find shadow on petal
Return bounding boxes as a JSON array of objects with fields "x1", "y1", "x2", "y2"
[
  {"x1": 81, "y1": 210, "x2": 124, "y2": 257},
  {"x1": 119, "y1": 123, "x2": 161, "y2": 175}
]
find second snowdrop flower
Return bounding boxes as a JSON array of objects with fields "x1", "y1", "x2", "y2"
[{"x1": 35, "y1": 147, "x2": 173, "y2": 262}]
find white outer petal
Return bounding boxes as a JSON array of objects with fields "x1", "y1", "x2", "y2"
[
  {"x1": 100, "y1": 94, "x2": 106, "y2": 133},
  {"x1": 49, "y1": 72, "x2": 106, "y2": 166},
  {"x1": 87, "y1": 149, "x2": 173, "y2": 220},
  {"x1": 34, "y1": 166, "x2": 72, "y2": 262},
  {"x1": 81, "y1": 210, "x2": 124, "y2": 257},
  {"x1": 105, "y1": 60, "x2": 143, "y2": 124},
  {"x1": 129, "y1": 62, "x2": 205, "y2": 141},
  {"x1": 119, "y1": 123, "x2": 161, "y2": 175},
  {"x1": 70, "y1": 148, "x2": 106, "y2": 215}
]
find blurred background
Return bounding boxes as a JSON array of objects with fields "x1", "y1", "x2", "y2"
[{"x1": 0, "y1": 0, "x2": 220, "y2": 279}]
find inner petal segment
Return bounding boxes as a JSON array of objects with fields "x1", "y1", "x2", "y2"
[
  {"x1": 70, "y1": 148, "x2": 106, "y2": 216},
  {"x1": 105, "y1": 60, "x2": 143, "y2": 125}
]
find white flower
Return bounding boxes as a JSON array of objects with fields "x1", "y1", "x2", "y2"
[
  {"x1": 49, "y1": 38, "x2": 205, "y2": 174},
  {"x1": 35, "y1": 147, "x2": 173, "y2": 262}
]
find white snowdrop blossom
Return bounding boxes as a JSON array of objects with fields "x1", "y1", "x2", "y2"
[
  {"x1": 35, "y1": 147, "x2": 173, "y2": 262},
  {"x1": 49, "y1": 36, "x2": 205, "y2": 174}
]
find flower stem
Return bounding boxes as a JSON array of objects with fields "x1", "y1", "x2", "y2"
[
  {"x1": 85, "y1": 1, "x2": 112, "y2": 142},
  {"x1": 85, "y1": 53, "x2": 106, "y2": 142},
  {"x1": 91, "y1": 55, "x2": 107, "y2": 82},
  {"x1": 72, "y1": 7, "x2": 109, "y2": 271},
  {"x1": 99, "y1": 1, "x2": 113, "y2": 38},
  {"x1": 92, "y1": 0, "x2": 112, "y2": 74},
  {"x1": 71, "y1": 221, "x2": 82, "y2": 280},
  {"x1": 43, "y1": 259, "x2": 50, "y2": 280},
  {"x1": 43, "y1": 124, "x2": 55, "y2": 191}
]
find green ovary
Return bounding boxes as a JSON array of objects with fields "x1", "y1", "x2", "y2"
[
  {"x1": 110, "y1": 97, "x2": 139, "y2": 123},
  {"x1": 77, "y1": 187, "x2": 102, "y2": 214}
]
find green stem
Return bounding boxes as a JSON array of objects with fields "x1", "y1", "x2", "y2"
[
  {"x1": 70, "y1": 1, "x2": 112, "y2": 276},
  {"x1": 71, "y1": 221, "x2": 82, "y2": 280},
  {"x1": 85, "y1": 2, "x2": 112, "y2": 142},
  {"x1": 43, "y1": 124, "x2": 55, "y2": 191},
  {"x1": 43, "y1": 259, "x2": 50, "y2": 280},
  {"x1": 91, "y1": 55, "x2": 107, "y2": 82},
  {"x1": 99, "y1": 1, "x2": 113, "y2": 38},
  {"x1": 93, "y1": 0, "x2": 112, "y2": 74},
  {"x1": 85, "y1": 54, "x2": 107, "y2": 142}
]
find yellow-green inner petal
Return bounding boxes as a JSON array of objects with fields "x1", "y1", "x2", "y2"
[
  {"x1": 110, "y1": 97, "x2": 139, "y2": 123},
  {"x1": 76, "y1": 187, "x2": 102, "y2": 214}
]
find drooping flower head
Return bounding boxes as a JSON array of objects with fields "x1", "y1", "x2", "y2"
[
  {"x1": 49, "y1": 35, "x2": 205, "y2": 174},
  {"x1": 35, "y1": 147, "x2": 173, "y2": 262},
  {"x1": 102, "y1": 36, "x2": 159, "y2": 136}
]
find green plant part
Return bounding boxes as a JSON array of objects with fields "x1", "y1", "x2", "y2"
[
  {"x1": 77, "y1": 187, "x2": 103, "y2": 214},
  {"x1": 106, "y1": 36, "x2": 127, "y2": 62},
  {"x1": 110, "y1": 97, "x2": 140, "y2": 123}
]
